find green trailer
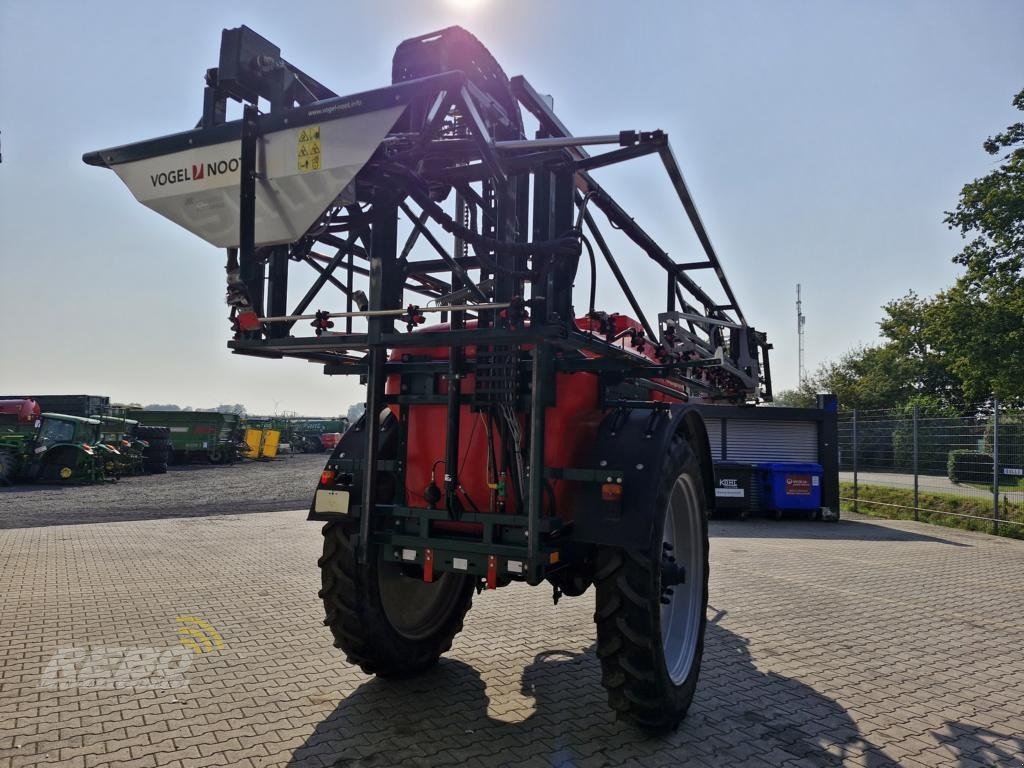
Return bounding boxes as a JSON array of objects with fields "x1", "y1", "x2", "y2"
[
  {"x1": 126, "y1": 410, "x2": 243, "y2": 464},
  {"x1": 0, "y1": 413, "x2": 110, "y2": 484}
]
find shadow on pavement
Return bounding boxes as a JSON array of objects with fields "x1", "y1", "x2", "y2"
[
  {"x1": 710, "y1": 517, "x2": 969, "y2": 546},
  {"x1": 289, "y1": 611, "x2": 894, "y2": 767},
  {"x1": 933, "y1": 721, "x2": 1024, "y2": 767}
]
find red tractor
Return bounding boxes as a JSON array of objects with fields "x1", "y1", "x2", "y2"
[{"x1": 85, "y1": 26, "x2": 771, "y2": 731}]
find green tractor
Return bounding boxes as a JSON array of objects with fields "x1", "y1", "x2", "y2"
[{"x1": 0, "y1": 413, "x2": 109, "y2": 484}]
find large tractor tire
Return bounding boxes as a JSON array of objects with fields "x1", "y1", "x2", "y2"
[
  {"x1": 39, "y1": 450, "x2": 82, "y2": 484},
  {"x1": 142, "y1": 435, "x2": 171, "y2": 474},
  {"x1": 594, "y1": 432, "x2": 710, "y2": 733},
  {"x1": 144, "y1": 458, "x2": 169, "y2": 473},
  {"x1": 136, "y1": 425, "x2": 170, "y2": 441},
  {"x1": 318, "y1": 522, "x2": 475, "y2": 677},
  {"x1": 0, "y1": 450, "x2": 16, "y2": 484}
]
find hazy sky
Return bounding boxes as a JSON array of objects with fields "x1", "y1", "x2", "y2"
[{"x1": 1, "y1": 1, "x2": 1022, "y2": 415}]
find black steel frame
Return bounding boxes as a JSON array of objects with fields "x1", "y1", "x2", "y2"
[{"x1": 86, "y1": 26, "x2": 772, "y2": 584}]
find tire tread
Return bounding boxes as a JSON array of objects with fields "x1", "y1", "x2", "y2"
[
  {"x1": 319, "y1": 521, "x2": 474, "y2": 677},
  {"x1": 593, "y1": 432, "x2": 710, "y2": 733}
]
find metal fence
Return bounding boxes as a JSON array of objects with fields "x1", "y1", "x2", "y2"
[{"x1": 837, "y1": 401, "x2": 1024, "y2": 534}]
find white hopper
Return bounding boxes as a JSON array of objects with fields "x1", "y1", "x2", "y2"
[{"x1": 101, "y1": 104, "x2": 405, "y2": 248}]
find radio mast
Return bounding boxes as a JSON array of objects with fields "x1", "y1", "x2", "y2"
[{"x1": 796, "y1": 284, "x2": 807, "y2": 386}]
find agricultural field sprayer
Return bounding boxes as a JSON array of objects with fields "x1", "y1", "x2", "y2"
[{"x1": 85, "y1": 26, "x2": 772, "y2": 731}]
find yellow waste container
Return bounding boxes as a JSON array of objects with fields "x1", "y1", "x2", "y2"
[
  {"x1": 261, "y1": 429, "x2": 281, "y2": 459},
  {"x1": 244, "y1": 428, "x2": 263, "y2": 458}
]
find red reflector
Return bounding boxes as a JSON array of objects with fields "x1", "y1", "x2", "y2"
[
  {"x1": 237, "y1": 311, "x2": 262, "y2": 331},
  {"x1": 423, "y1": 549, "x2": 434, "y2": 583},
  {"x1": 486, "y1": 554, "x2": 497, "y2": 590},
  {"x1": 601, "y1": 483, "x2": 623, "y2": 502},
  {"x1": 320, "y1": 469, "x2": 336, "y2": 486}
]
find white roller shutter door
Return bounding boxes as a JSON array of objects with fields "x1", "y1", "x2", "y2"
[
  {"x1": 723, "y1": 419, "x2": 818, "y2": 463},
  {"x1": 705, "y1": 418, "x2": 723, "y2": 460}
]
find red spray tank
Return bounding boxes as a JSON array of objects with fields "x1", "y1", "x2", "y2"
[{"x1": 0, "y1": 398, "x2": 42, "y2": 425}]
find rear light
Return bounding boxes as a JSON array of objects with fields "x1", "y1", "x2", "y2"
[
  {"x1": 237, "y1": 311, "x2": 262, "y2": 331},
  {"x1": 320, "y1": 469, "x2": 336, "y2": 486},
  {"x1": 601, "y1": 483, "x2": 623, "y2": 502}
]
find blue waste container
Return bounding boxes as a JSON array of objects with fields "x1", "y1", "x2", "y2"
[{"x1": 757, "y1": 462, "x2": 823, "y2": 513}]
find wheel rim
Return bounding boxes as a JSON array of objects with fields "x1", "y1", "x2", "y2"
[
  {"x1": 59, "y1": 466, "x2": 73, "y2": 480},
  {"x1": 377, "y1": 559, "x2": 465, "y2": 641},
  {"x1": 660, "y1": 473, "x2": 703, "y2": 685}
]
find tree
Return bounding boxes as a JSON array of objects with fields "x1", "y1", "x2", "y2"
[
  {"x1": 771, "y1": 389, "x2": 817, "y2": 408},
  {"x1": 213, "y1": 403, "x2": 247, "y2": 416},
  {"x1": 878, "y1": 292, "x2": 965, "y2": 410},
  {"x1": 944, "y1": 88, "x2": 1024, "y2": 291},
  {"x1": 778, "y1": 88, "x2": 1023, "y2": 413},
  {"x1": 346, "y1": 402, "x2": 366, "y2": 423},
  {"x1": 795, "y1": 345, "x2": 916, "y2": 411},
  {"x1": 938, "y1": 87, "x2": 1024, "y2": 405},
  {"x1": 923, "y1": 282, "x2": 1023, "y2": 406}
]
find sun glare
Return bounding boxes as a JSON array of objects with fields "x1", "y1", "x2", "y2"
[{"x1": 445, "y1": 0, "x2": 487, "y2": 10}]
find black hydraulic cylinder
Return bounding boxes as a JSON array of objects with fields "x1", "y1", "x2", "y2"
[{"x1": 266, "y1": 246, "x2": 289, "y2": 339}]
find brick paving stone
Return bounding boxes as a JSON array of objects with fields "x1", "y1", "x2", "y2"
[{"x1": 1, "y1": 509, "x2": 1023, "y2": 766}]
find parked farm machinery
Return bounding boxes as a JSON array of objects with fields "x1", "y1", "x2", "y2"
[
  {"x1": 127, "y1": 409, "x2": 244, "y2": 464},
  {"x1": 85, "y1": 25, "x2": 772, "y2": 731},
  {"x1": 244, "y1": 417, "x2": 351, "y2": 453},
  {"x1": 0, "y1": 400, "x2": 110, "y2": 484},
  {"x1": 98, "y1": 415, "x2": 175, "y2": 475}
]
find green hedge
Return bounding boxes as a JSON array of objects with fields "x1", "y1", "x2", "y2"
[
  {"x1": 984, "y1": 416, "x2": 1024, "y2": 474},
  {"x1": 893, "y1": 423, "x2": 960, "y2": 475},
  {"x1": 947, "y1": 449, "x2": 993, "y2": 483}
]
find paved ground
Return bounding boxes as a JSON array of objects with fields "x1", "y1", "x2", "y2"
[
  {"x1": 1, "y1": 508, "x2": 1023, "y2": 767},
  {"x1": 839, "y1": 471, "x2": 1024, "y2": 502}
]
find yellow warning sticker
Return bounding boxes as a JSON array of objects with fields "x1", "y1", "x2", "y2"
[{"x1": 297, "y1": 125, "x2": 321, "y2": 173}]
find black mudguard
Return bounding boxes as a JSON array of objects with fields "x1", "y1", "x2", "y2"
[
  {"x1": 570, "y1": 405, "x2": 714, "y2": 550},
  {"x1": 307, "y1": 412, "x2": 399, "y2": 523}
]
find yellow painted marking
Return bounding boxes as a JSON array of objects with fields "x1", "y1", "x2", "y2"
[{"x1": 175, "y1": 615, "x2": 225, "y2": 655}]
